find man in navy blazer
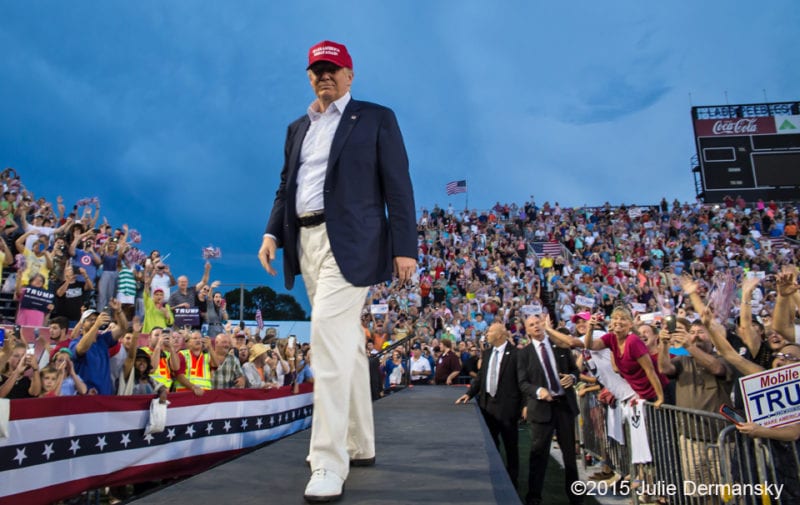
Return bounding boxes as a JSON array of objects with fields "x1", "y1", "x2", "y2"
[
  {"x1": 456, "y1": 322, "x2": 522, "y2": 487},
  {"x1": 258, "y1": 41, "x2": 417, "y2": 503},
  {"x1": 517, "y1": 315, "x2": 582, "y2": 505}
]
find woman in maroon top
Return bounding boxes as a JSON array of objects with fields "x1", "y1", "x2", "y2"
[{"x1": 585, "y1": 307, "x2": 665, "y2": 407}]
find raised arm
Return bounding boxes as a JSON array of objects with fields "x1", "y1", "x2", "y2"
[
  {"x1": 195, "y1": 262, "x2": 212, "y2": 291},
  {"x1": 657, "y1": 328, "x2": 677, "y2": 376},
  {"x1": 774, "y1": 268, "x2": 798, "y2": 342},
  {"x1": 738, "y1": 275, "x2": 763, "y2": 355},
  {"x1": 584, "y1": 314, "x2": 608, "y2": 351},
  {"x1": 121, "y1": 319, "x2": 141, "y2": 379},
  {"x1": 108, "y1": 298, "x2": 128, "y2": 340},
  {"x1": 702, "y1": 307, "x2": 763, "y2": 376},
  {"x1": 543, "y1": 314, "x2": 583, "y2": 348},
  {"x1": 76, "y1": 313, "x2": 110, "y2": 357},
  {"x1": 679, "y1": 275, "x2": 706, "y2": 316},
  {"x1": 15, "y1": 230, "x2": 31, "y2": 253},
  {"x1": 0, "y1": 237, "x2": 13, "y2": 267}
]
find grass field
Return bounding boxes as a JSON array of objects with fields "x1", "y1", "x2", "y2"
[{"x1": 501, "y1": 423, "x2": 601, "y2": 505}]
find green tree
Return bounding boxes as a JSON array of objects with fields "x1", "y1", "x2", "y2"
[{"x1": 223, "y1": 286, "x2": 307, "y2": 321}]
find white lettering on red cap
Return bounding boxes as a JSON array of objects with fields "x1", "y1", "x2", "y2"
[{"x1": 313, "y1": 46, "x2": 340, "y2": 57}]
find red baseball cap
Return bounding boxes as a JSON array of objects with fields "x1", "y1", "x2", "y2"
[{"x1": 307, "y1": 40, "x2": 353, "y2": 69}]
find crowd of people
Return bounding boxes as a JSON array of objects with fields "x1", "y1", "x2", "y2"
[
  {"x1": 361, "y1": 197, "x2": 800, "y2": 503},
  {"x1": 3, "y1": 164, "x2": 800, "y2": 501},
  {"x1": 0, "y1": 168, "x2": 313, "y2": 401}
]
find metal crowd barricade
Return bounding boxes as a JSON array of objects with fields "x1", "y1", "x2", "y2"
[{"x1": 577, "y1": 392, "x2": 800, "y2": 505}]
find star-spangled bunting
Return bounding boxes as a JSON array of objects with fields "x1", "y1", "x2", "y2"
[{"x1": 0, "y1": 406, "x2": 311, "y2": 472}]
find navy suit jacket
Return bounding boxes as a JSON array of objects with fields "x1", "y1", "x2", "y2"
[{"x1": 265, "y1": 98, "x2": 417, "y2": 290}]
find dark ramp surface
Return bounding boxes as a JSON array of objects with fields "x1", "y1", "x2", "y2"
[{"x1": 133, "y1": 385, "x2": 520, "y2": 505}]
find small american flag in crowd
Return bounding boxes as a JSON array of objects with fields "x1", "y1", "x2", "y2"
[
  {"x1": 75, "y1": 197, "x2": 100, "y2": 207},
  {"x1": 128, "y1": 229, "x2": 142, "y2": 244},
  {"x1": 532, "y1": 241, "x2": 563, "y2": 257},
  {"x1": 445, "y1": 180, "x2": 467, "y2": 195},
  {"x1": 202, "y1": 246, "x2": 222, "y2": 260},
  {"x1": 255, "y1": 309, "x2": 264, "y2": 330}
]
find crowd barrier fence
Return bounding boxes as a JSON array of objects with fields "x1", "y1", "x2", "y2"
[{"x1": 578, "y1": 392, "x2": 800, "y2": 505}]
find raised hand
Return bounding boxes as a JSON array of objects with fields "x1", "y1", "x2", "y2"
[
  {"x1": 741, "y1": 275, "x2": 762, "y2": 294},
  {"x1": 670, "y1": 327, "x2": 690, "y2": 348},
  {"x1": 679, "y1": 275, "x2": 698, "y2": 295}
]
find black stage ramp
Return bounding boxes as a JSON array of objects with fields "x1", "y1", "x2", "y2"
[{"x1": 133, "y1": 385, "x2": 521, "y2": 505}]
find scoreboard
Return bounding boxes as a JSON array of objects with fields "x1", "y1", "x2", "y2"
[{"x1": 692, "y1": 101, "x2": 800, "y2": 203}]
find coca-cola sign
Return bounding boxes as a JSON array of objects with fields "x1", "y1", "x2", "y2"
[
  {"x1": 695, "y1": 117, "x2": 776, "y2": 137},
  {"x1": 712, "y1": 119, "x2": 758, "y2": 134}
]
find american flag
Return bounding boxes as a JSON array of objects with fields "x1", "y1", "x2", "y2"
[
  {"x1": 445, "y1": 180, "x2": 467, "y2": 195},
  {"x1": 532, "y1": 241, "x2": 563, "y2": 257},
  {"x1": 255, "y1": 309, "x2": 264, "y2": 330}
]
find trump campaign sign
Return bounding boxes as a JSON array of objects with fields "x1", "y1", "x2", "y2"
[{"x1": 740, "y1": 363, "x2": 800, "y2": 428}]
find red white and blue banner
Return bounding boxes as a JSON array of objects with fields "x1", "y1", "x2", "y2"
[{"x1": 0, "y1": 385, "x2": 313, "y2": 505}]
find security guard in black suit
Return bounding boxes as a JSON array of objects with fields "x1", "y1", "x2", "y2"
[{"x1": 456, "y1": 322, "x2": 522, "y2": 486}]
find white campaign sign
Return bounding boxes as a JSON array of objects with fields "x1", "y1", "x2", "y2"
[
  {"x1": 370, "y1": 304, "x2": 389, "y2": 314},
  {"x1": 740, "y1": 363, "x2": 800, "y2": 428},
  {"x1": 521, "y1": 304, "x2": 543, "y2": 316},
  {"x1": 600, "y1": 286, "x2": 620, "y2": 298},
  {"x1": 574, "y1": 295, "x2": 595, "y2": 308}
]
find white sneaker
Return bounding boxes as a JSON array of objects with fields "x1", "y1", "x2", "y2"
[{"x1": 303, "y1": 469, "x2": 344, "y2": 503}]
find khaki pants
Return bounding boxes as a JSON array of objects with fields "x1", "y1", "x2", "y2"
[{"x1": 300, "y1": 223, "x2": 373, "y2": 481}]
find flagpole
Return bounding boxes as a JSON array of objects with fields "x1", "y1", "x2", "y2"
[{"x1": 465, "y1": 179, "x2": 469, "y2": 211}]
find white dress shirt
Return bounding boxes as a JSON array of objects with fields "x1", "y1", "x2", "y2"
[
  {"x1": 535, "y1": 337, "x2": 565, "y2": 397},
  {"x1": 295, "y1": 92, "x2": 351, "y2": 216},
  {"x1": 485, "y1": 341, "x2": 508, "y2": 396}
]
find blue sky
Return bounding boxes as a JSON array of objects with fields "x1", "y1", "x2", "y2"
[{"x1": 1, "y1": 2, "x2": 798, "y2": 312}]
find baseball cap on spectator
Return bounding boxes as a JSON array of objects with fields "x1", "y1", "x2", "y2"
[
  {"x1": 307, "y1": 40, "x2": 353, "y2": 69},
  {"x1": 153, "y1": 288, "x2": 164, "y2": 295},
  {"x1": 412, "y1": 343, "x2": 421, "y2": 350},
  {"x1": 80, "y1": 309, "x2": 99, "y2": 322},
  {"x1": 135, "y1": 348, "x2": 153, "y2": 371},
  {"x1": 57, "y1": 348, "x2": 74, "y2": 359},
  {"x1": 249, "y1": 343, "x2": 268, "y2": 362},
  {"x1": 571, "y1": 312, "x2": 592, "y2": 324}
]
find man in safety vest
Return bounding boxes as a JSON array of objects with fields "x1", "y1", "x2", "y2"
[
  {"x1": 173, "y1": 330, "x2": 218, "y2": 395},
  {"x1": 140, "y1": 327, "x2": 174, "y2": 391}
]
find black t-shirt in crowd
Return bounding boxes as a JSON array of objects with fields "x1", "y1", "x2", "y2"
[
  {"x1": 0, "y1": 374, "x2": 33, "y2": 399},
  {"x1": 52, "y1": 281, "x2": 86, "y2": 323}
]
